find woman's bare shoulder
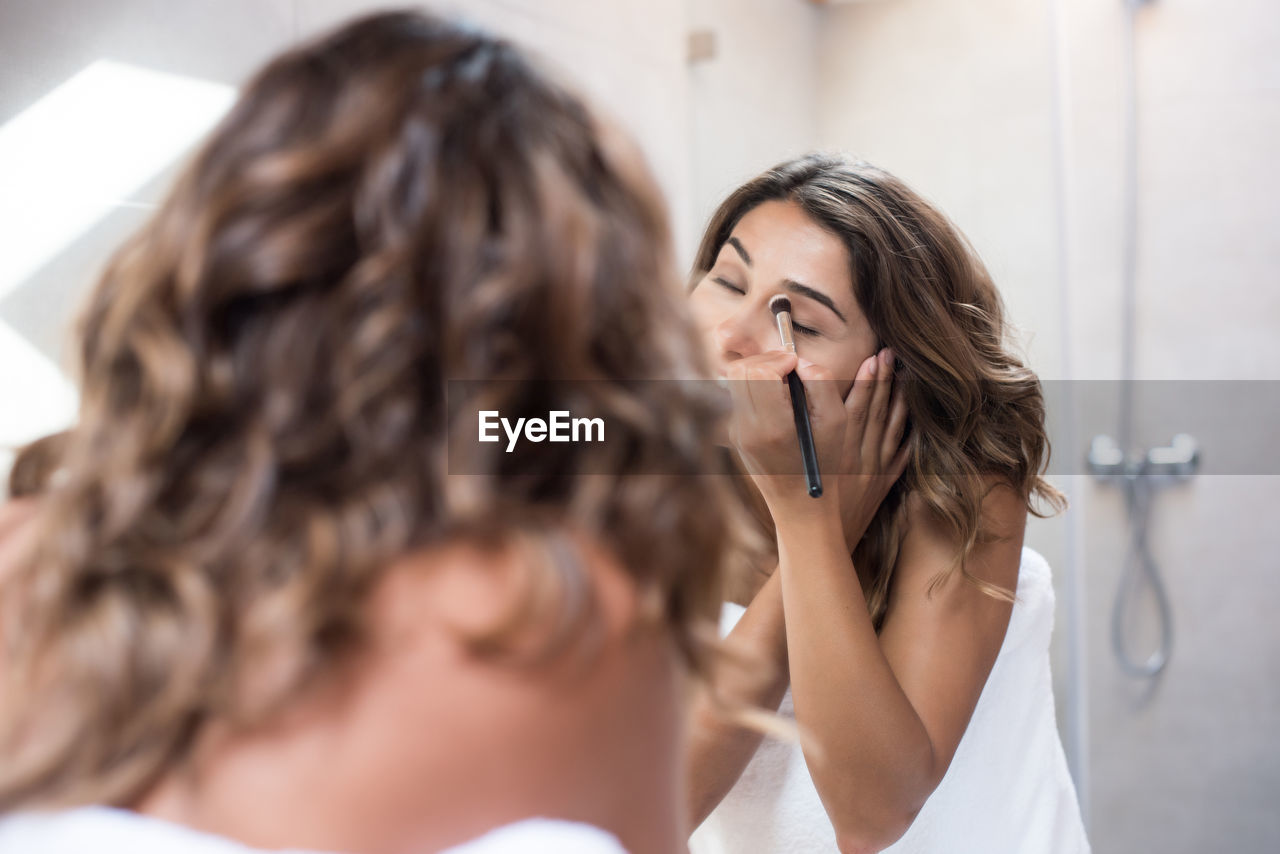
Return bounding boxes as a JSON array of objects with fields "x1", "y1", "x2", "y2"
[{"x1": 896, "y1": 475, "x2": 1025, "y2": 591}]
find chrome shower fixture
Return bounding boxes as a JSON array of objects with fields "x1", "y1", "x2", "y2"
[
  {"x1": 1088, "y1": 432, "x2": 1199, "y2": 679},
  {"x1": 1087, "y1": 433, "x2": 1200, "y2": 482}
]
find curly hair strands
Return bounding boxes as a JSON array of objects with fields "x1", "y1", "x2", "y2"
[{"x1": 0, "y1": 11, "x2": 769, "y2": 811}]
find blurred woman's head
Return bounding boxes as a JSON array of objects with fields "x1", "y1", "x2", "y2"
[
  {"x1": 690, "y1": 153, "x2": 1065, "y2": 624},
  {"x1": 0, "y1": 10, "x2": 757, "y2": 811}
]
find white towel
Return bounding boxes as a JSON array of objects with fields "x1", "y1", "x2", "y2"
[
  {"x1": 689, "y1": 546, "x2": 1090, "y2": 854},
  {"x1": 440, "y1": 817, "x2": 627, "y2": 854},
  {"x1": 0, "y1": 806, "x2": 628, "y2": 854}
]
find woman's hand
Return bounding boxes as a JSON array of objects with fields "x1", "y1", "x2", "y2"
[
  {"x1": 723, "y1": 347, "x2": 911, "y2": 545},
  {"x1": 722, "y1": 349, "x2": 849, "y2": 517},
  {"x1": 833, "y1": 348, "x2": 911, "y2": 551}
]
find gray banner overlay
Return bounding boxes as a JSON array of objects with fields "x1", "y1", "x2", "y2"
[{"x1": 444, "y1": 380, "x2": 1280, "y2": 476}]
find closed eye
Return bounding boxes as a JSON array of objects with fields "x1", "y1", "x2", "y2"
[{"x1": 712, "y1": 276, "x2": 820, "y2": 337}]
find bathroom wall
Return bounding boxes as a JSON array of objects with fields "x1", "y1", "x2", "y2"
[
  {"x1": 816, "y1": 0, "x2": 1280, "y2": 851},
  {"x1": 685, "y1": 0, "x2": 821, "y2": 242},
  {"x1": 0, "y1": 0, "x2": 697, "y2": 482},
  {"x1": 0, "y1": 0, "x2": 296, "y2": 483},
  {"x1": 1060, "y1": 1, "x2": 1280, "y2": 850},
  {"x1": 816, "y1": 0, "x2": 1063, "y2": 379}
]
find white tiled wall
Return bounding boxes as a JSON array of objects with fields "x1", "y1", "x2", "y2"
[
  {"x1": 816, "y1": 0, "x2": 1062, "y2": 380},
  {"x1": 0, "y1": 0, "x2": 290, "y2": 471},
  {"x1": 686, "y1": 0, "x2": 821, "y2": 238},
  {"x1": 817, "y1": 1, "x2": 1280, "y2": 851}
]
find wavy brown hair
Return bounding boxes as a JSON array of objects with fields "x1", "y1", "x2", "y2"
[
  {"x1": 693, "y1": 153, "x2": 1067, "y2": 628},
  {"x1": 0, "y1": 10, "x2": 764, "y2": 811}
]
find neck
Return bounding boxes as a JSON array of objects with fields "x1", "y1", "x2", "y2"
[{"x1": 136, "y1": 552, "x2": 693, "y2": 854}]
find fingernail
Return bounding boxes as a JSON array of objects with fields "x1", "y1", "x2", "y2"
[
  {"x1": 798, "y1": 358, "x2": 815, "y2": 368},
  {"x1": 867, "y1": 355, "x2": 878, "y2": 377},
  {"x1": 884, "y1": 348, "x2": 896, "y2": 368}
]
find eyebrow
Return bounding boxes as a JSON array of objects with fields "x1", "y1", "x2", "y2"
[
  {"x1": 784, "y1": 279, "x2": 847, "y2": 324},
  {"x1": 722, "y1": 235, "x2": 848, "y2": 325}
]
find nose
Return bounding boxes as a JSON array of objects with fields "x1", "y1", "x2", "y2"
[{"x1": 714, "y1": 305, "x2": 773, "y2": 365}]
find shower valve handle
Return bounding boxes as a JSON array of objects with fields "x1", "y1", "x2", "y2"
[
  {"x1": 1144, "y1": 433, "x2": 1199, "y2": 478},
  {"x1": 1087, "y1": 433, "x2": 1200, "y2": 482},
  {"x1": 1087, "y1": 434, "x2": 1137, "y2": 480}
]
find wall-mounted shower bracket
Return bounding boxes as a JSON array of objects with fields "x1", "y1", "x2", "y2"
[
  {"x1": 1087, "y1": 433, "x2": 1199, "y2": 484},
  {"x1": 1087, "y1": 432, "x2": 1198, "y2": 681}
]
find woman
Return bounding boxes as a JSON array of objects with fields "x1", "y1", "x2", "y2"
[
  {"x1": 685, "y1": 154, "x2": 1089, "y2": 853},
  {"x1": 0, "y1": 11, "x2": 760, "y2": 854}
]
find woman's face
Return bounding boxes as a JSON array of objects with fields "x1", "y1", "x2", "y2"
[{"x1": 690, "y1": 200, "x2": 878, "y2": 394}]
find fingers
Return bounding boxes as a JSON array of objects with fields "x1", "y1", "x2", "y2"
[
  {"x1": 723, "y1": 350, "x2": 797, "y2": 387},
  {"x1": 844, "y1": 352, "x2": 879, "y2": 433},
  {"x1": 794, "y1": 358, "x2": 844, "y2": 423},
  {"x1": 726, "y1": 348, "x2": 909, "y2": 483},
  {"x1": 725, "y1": 350, "x2": 797, "y2": 384},
  {"x1": 724, "y1": 349, "x2": 799, "y2": 453},
  {"x1": 863, "y1": 348, "x2": 895, "y2": 460},
  {"x1": 730, "y1": 349, "x2": 797, "y2": 411},
  {"x1": 750, "y1": 349, "x2": 800, "y2": 377},
  {"x1": 795, "y1": 358, "x2": 848, "y2": 470},
  {"x1": 888, "y1": 426, "x2": 912, "y2": 481},
  {"x1": 882, "y1": 388, "x2": 909, "y2": 466}
]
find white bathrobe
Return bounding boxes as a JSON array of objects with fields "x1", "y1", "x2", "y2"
[
  {"x1": 689, "y1": 546, "x2": 1091, "y2": 854},
  {"x1": 0, "y1": 806, "x2": 627, "y2": 854}
]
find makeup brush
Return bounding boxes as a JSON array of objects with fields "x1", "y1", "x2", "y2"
[{"x1": 769, "y1": 295, "x2": 822, "y2": 498}]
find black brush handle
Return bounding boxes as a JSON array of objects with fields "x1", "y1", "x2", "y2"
[{"x1": 786, "y1": 370, "x2": 823, "y2": 498}]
